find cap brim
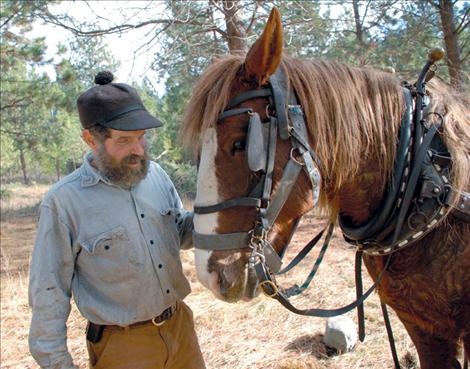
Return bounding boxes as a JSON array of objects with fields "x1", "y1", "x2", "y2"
[{"x1": 102, "y1": 109, "x2": 163, "y2": 131}]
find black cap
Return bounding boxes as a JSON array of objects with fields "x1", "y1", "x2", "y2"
[{"x1": 76, "y1": 71, "x2": 163, "y2": 131}]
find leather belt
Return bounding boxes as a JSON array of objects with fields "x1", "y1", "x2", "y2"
[{"x1": 89, "y1": 304, "x2": 177, "y2": 332}]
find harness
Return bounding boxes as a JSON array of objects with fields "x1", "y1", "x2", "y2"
[
  {"x1": 193, "y1": 67, "x2": 322, "y2": 275},
  {"x1": 192, "y1": 50, "x2": 470, "y2": 369}
]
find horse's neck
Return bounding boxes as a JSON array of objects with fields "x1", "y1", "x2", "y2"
[{"x1": 336, "y1": 165, "x2": 386, "y2": 225}]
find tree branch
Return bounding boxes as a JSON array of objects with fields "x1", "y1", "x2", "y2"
[
  {"x1": 39, "y1": 10, "x2": 218, "y2": 37},
  {"x1": 455, "y1": 7, "x2": 469, "y2": 34}
]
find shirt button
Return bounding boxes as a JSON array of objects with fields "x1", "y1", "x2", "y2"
[
  {"x1": 140, "y1": 213, "x2": 145, "y2": 218},
  {"x1": 158, "y1": 264, "x2": 163, "y2": 269},
  {"x1": 166, "y1": 289, "x2": 170, "y2": 294},
  {"x1": 150, "y1": 240, "x2": 154, "y2": 245}
]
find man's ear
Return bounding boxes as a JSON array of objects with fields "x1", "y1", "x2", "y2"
[{"x1": 82, "y1": 129, "x2": 98, "y2": 151}]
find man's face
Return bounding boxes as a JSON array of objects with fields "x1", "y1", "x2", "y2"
[{"x1": 92, "y1": 129, "x2": 149, "y2": 187}]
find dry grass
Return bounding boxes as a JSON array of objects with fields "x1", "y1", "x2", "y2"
[{"x1": 1, "y1": 183, "x2": 419, "y2": 369}]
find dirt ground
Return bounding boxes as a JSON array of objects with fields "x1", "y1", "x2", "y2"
[{"x1": 0, "y1": 183, "x2": 427, "y2": 369}]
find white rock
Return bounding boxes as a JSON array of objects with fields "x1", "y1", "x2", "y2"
[{"x1": 323, "y1": 316, "x2": 358, "y2": 353}]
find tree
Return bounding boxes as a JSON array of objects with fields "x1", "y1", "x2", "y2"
[
  {"x1": 1, "y1": 1, "x2": 54, "y2": 183},
  {"x1": 431, "y1": 0, "x2": 469, "y2": 89}
]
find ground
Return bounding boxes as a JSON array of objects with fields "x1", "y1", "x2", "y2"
[{"x1": 0, "y1": 183, "x2": 421, "y2": 369}]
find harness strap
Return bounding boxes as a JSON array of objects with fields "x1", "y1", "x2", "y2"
[
  {"x1": 355, "y1": 251, "x2": 365, "y2": 342},
  {"x1": 192, "y1": 230, "x2": 249, "y2": 250},
  {"x1": 277, "y1": 227, "x2": 326, "y2": 274},
  {"x1": 219, "y1": 107, "x2": 253, "y2": 121},
  {"x1": 381, "y1": 303, "x2": 401, "y2": 369},
  {"x1": 282, "y1": 223, "x2": 333, "y2": 297},
  {"x1": 445, "y1": 188, "x2": 470, "y2": 222},
  {"x1": 225, "y1": 88, "x2": 272, "y2": 110},
  {"x1": 269, "y1": 68, "x2": 290, "y2": 140},
  {"x1": 194, "y1": 197, "x2": 261, "y2": 214},
  {"x1": 265, "y1": 159, "x2": 303, "y2": 226},
  {"x1": 391, "y1": 123, "x2": 440, "y2": 249},
  {"x1": 255, "y1": 249, "x2": 393, "y2": 317},
  {"x1": 261, "y1": 117, "x2": 278, "y2": 202}
]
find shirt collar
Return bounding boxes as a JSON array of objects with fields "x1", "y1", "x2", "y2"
[{"x1": 80, "y1": 152, "x2": 112, "y2": 187}]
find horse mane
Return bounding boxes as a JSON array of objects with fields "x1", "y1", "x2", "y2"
[{"x1": 181, "y1": 55, "x2": 470, "y2": 197}]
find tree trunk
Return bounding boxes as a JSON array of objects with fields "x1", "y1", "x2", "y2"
[
  {"x1": 353, "y1": 0, "x2": 364, "y2": 46},
  {"x1": 55, "y1": 157, "x2": 61, "y2": 181},
  {"x1": 222, "y1": 0, "x2": 247, "y2": 54},
  {"x1": 438, "y1": 0, "x2": 462, "y2": 89},
  {"x1": 19, "y1": 146, "x2": 30, "y2": 185},
  {"x1": 352, "y1": 0, "x2": 368, "y2": 65}
]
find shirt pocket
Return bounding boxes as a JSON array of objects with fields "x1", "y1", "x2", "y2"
[{"x1": 78, "y1": 226, "x2": 138, "y2": 283}]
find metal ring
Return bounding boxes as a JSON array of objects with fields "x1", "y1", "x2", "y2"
[
  {"x1": 265, "y1": 104, "x2": 272, "y2": 119},
  {"x1": 290, "y1": 148, "x2": 304, "y2": 166},
  {"x1": 259, "y1": 280, "x2": 279, "y2": 298},
  {"x1": 424, "y1": 111, "x2": 444, "y2": 131}
]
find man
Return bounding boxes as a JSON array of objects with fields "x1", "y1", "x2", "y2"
[{"x1": 28, "y1": 71, "x2": 206, "y2": 369}]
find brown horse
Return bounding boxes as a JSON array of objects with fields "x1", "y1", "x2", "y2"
[{"x1": 182, "y1": 8, "x2": 470, "y2": 369}]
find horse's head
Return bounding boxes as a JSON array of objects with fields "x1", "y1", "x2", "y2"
[{"x1": 183, "y1": 8, "x2": 320, "y2": 302}]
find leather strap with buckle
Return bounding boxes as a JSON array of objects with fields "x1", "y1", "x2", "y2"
[
  {"x1": 88, "y1": 304, "x2": 177, "y2": 333},
  {"x1": 151, "y1": 304, "x2": 176, "y2": 326}
]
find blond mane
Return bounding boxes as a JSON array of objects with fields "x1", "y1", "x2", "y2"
[{"x1": 181, "y1": 56, "x2": 470, "y2": 195}]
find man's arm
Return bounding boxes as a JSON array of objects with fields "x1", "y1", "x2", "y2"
[
  {"x1": 29, "y1": 204, "x2": 78, "y2": 369},
  {"x1": 174, "y1": 208, "x2": 194, "y2": 250}
]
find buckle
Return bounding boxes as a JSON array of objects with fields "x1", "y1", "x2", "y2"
[{"x1": 151, "y1": 305, "x2": 176, "y2": 327}]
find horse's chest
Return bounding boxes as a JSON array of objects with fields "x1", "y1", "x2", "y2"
[{"x1": 363, "y1": 232, "x2": 470, "y2": 336}]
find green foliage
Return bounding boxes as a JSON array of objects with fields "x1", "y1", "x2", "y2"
[{"x1": 2, "y1": 0, "x2": 468, "y2": 188}]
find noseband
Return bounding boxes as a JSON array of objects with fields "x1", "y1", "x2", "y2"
[{"x1": 192, "y1": 67, "x2": 321, "y2": 273}]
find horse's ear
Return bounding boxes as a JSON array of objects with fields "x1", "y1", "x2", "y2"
[{"x1": 244, "y1": 7, "x2": 283, "y2": 85}]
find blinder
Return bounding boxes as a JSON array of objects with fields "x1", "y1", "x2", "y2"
[
  {"x1": 246, "y1": 112, "x2": 269, "y2": 172},
  {"x1": 193, "y1": 67, "x2": 322, "y2": 265}
]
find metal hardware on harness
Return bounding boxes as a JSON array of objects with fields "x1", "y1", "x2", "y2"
[{"x1": 259, "y1": 279, "x2": 279, "y2": 298}]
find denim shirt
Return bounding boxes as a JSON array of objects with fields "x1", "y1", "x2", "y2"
[{"x1": 28, "y1": 153, "x2": 193, "y2": 369}]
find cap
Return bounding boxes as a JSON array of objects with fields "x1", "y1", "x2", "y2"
[{"x1": 76, "y1": 71, "x2": 163, "y2": 131}]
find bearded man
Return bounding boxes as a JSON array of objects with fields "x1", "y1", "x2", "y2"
[{"x1": 28, "y1": 72, "x2": 206, "y2": 369}]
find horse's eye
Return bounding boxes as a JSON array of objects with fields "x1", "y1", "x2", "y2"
[{"x1": 232, "y1": 139, "x2": 246, "y2": 153}]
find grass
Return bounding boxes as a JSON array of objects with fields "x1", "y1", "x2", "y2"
[{"x1": 0, "y1": 183, "x2": 420, "y2": 369}]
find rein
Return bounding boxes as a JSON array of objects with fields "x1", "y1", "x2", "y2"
[{"x1": 192, "y1": 50, "x2": 469, "y2": 369}]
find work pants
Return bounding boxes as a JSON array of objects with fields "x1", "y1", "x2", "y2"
[{"x1": 87, "y1": 301, "x2": 206, "y2": 369}]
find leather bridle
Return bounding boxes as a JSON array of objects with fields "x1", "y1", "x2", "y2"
[{"x1": 192, "y1": 67, "x2": 322, "y2": 275}]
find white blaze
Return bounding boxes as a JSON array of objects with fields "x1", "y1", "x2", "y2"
[{"x1": 194, "y1": 128, "x2": 221, "y2": 293}]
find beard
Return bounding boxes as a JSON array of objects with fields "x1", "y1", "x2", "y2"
[{"x1": 93, "y1": 144, "x2": 149, "y2": 188}]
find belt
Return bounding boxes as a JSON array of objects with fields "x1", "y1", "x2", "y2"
[{"x1": 89, "y1": 304, "x2": 177, "y2": 332}]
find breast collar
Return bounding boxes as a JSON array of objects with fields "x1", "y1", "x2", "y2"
[{"x1": 339, "y1": 83, "x2": 470, "y2": 256}]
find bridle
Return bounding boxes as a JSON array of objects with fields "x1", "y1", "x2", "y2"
[
  {"x1": 191, "y1": 52, "x2": 470, "y2": 369},
  {"x1": 192, "y1": 66, "x2": 389, "y2": 318},
  {"x1": 193, "y1": 67, "x2": 322, "y2": 275}
]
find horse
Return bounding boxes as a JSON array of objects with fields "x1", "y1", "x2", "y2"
[{"x1": 181, "y1": 8, "x2": 470, "y2": 369}]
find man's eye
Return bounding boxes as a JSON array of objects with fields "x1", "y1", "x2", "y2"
[
  {"x1": 117, "y1": 138, "x2": 129, "y2": 144},
  {"x1": 232, "y1": 139, "x2": 246, "y2": 154}
]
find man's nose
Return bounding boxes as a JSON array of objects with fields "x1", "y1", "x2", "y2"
[{"x1": 130, "y1": 140, "x2": 145, "y2": 156}]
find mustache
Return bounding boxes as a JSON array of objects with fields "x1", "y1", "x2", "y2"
[{"x1": 122, "y1": 154, "x2": 145, "y2": 165}]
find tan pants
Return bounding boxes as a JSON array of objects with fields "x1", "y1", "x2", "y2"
[{"x1": 87, "y1": 301, "x2": 206, "y2": 369}]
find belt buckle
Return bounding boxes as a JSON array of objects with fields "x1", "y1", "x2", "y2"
[
  {"x1": 151, "y1": 316, "x2": 166, "y2": 327},
  {"x1": 151, "y1": 305, "x2": 174, "y2": 327}
]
